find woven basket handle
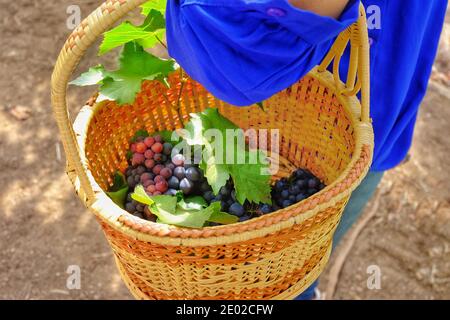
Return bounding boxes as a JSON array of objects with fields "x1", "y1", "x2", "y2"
[
  {"x1": 51, "y1": 0, "x2": 370, "y2": 204},
  {"x1": 318, "y1": 4, "x2": 370, "y2": 123}
]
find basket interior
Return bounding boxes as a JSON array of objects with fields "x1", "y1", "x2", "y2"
[{"x1": 84, "y1": 72, "x2": 356, "y2": 192}]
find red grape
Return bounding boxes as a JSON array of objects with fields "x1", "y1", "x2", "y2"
[
  {"x1": 154, "y1": 175, "x2": 165, "y2": 183},
  {"x1": 135, "y1": 142, "x2": 147, "y2": 154},
  {"x1": 146, "y1": 185, "x2": 156, "y2": 194},
  {"x1": 132, "y1": 153, "x2": 145, "y2": 166},
  {"x1": 154, "y1": 135, "x2": 163, "y2": 143},
  {"x1": 153, "y1": 191, "x2": 162, "y2": 195},
  {"x1": 160, "y1": 168, "x2": 172, "y2": 179},
  {"x1": 151, "y1": 142, "x2": 163, "y2": 153},
  {"x1": 165, "y1": 163, "x2": 175, "y2": 170},
  {"x1": 155, "y1": 180, "x2": 168, "y2": 193},
  {"x1": 145, "y1": 159, "x2": 156, "y2": 169},
  {"x1": 143, "y1": 179, "x2": 154, "y2": 188},
  {"x1": 144, "y1": 149, "x2": 154, "y2": 159},
  {"x1": 153, "y1": 164, "x2": 164, "y2": 175},
  {"x1": 144, "y1": 136, "x2": 155, "y2": 148},
  {"x1": 130, "y1": 143, "x2": 137, "y2": 152},
  {"x1": 140, "y1": 173, "x2": 152, "y2": 183}
]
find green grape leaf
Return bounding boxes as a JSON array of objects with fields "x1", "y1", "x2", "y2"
[
  {"x1": 102, "y1": 42, "x2": 175, "y2": 105},
  {"x1": 99, "y1": 9, "x2": 165, "y2": 55},
  {"x1": 131, "y1": 186, "x2": 225, "y2": 228},
  {"x1": 141, "y1": 0, "x2": 166, "y2": 16},
  {"x1": 69, "y1": 65, "x2": 106, "y2": 86},
  {"x1": 106, "y1": 171, "x2": 129, "y2": 209},
  {"x1": 208, "y1": 211, "x2": 239, "y2": 225},
  {"x1": 153, "y1": 130, "x2": 181, "y2": 145},
  {"x1": 183, "y1": 108, "x2": 271, "y2": 204},
  {"x1": 178, "y1": 196, "x2": 208, "y2": 211},
  {"x1": 130, "y1": 129, "x2": 150, "y2": 142}
]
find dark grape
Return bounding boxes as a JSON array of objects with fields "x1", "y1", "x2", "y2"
[
  {"x1": 165, "y1": 163, "x2": 175, "y2": 171},
  {"x1": 168, "y1": 176, "x2": 180, "y2": 189},
  {"x1": 125, "y1": 202, "x2": 136, "y2": 213},
  {"x1": 163, "y1": 143, "x2": 173, "y2": 155},
  {"x1": 230, "y1": 190, "x2": 237, "y2": 202},
  {"x1": 239, "y1": 215, "x2": 251, "y2": 222},
  {"x1": 281, "y1": 190, "x2": 290, "y2": 199},
  {"x1": 180, "y1": 178, "x2": 194, "y2": 194},
  {"x1": 127, "y1": 176, "x2": 136, "y2": 188},
  {"x1": 219, "y1": 185, "x2": 231, "y2": 197},
  {"x1": 295, "y1": 179, "x2": 307, "y2": 189},
  {"x1": 289, "y1": 195, "x2": 296, "y2": 202},
  {"x1": 185, "y1": 167, "x2": 201, "y2": 182},
  {"x1": 274, "y1": 180, "x2": 285, "y2": 191},
  {"x1": 154, "y1": 153, "x2": 163, "y2": 162},
  {"x1": 165, "y1": 189, "x2": 178, "y2": 196},
  {"x1": 199, "y1": 181, "x2": 211, "y2": 193},
  {"x1": 229, "y1": 203, "x2": 245, "y2": 217},
  {"x1": 260, "y1": 204, "x2": 273, "y2": 214},
  {"x1": 289, "y1": 185, "x2": 301, "y2": 195},
  {"x1": 173, "y1": 166, "x2": 186, "y2": 180},
  {"x1": 308, "y1": 178, "x2": 318, "y2": 189},
  {"x1": 295, "y1": 193, "x2": 306, "y2": 202},
  {"x1": 136, "y1": 204, "x2": 145, "y2": 212},
  {"x1": 281, "y1": 200, "x2": 293, "y2": 208},
  {"x1": 203, "y1": 191, "x2": 214, "y2": 202},
  {"x1": 221, "y1": 201, "x2": 230, "y2": 212}
]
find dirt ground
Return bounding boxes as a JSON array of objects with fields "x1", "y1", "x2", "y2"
[{"x1": 0, "y1": 1, "x2": 449, "y2": 300}]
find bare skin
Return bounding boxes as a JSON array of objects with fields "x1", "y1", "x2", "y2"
[{"x1": 289, "y1": 0, "x2": 350, "y2": 18}]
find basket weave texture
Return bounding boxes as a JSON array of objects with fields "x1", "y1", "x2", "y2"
[{"x1": 51, "y1": 0, "x2": 374, "y2": 300}]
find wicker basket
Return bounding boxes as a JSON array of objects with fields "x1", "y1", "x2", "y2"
[{"x1": 51, "y1": 0, "x2": 374, "y2": 300}]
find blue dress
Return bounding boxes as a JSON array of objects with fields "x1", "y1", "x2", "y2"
[{"x1": 166, "y1": 0, "x2": 448, "y2": 171}]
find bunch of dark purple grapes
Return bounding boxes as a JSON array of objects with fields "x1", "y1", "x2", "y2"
[
  {"x1": 203, "y1": 180, "x2": 252, "y2": 222},
  {"x1": 270, "y1": 168, "x2": 325, "y2": 210}
]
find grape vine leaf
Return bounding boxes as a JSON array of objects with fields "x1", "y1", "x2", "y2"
[
  {"x1": 69, "y1": 65, "x2": 106, "y2": 86},
  {"x1": 183, "y1": 108, "x2": 271, "y2": 204},
  {"x1": 141, "y1": 0, "x2": 166, "y2": 16},
  {"x1": 131, "y1": 185, "x2": 236, "y2": 227},
  {"x1": 70, "y1": 42, "x2": 176, "y2": 105},
  {"x1": 106, "y1": 171, "x2": 129, "y2": 209},
  {"x1": 99, "y1": 9, "x2": 165, "y2": 55}
]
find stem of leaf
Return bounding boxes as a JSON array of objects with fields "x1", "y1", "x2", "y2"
[{"x1": 155, "y1": 35, "x2": 168, "y2": 50}]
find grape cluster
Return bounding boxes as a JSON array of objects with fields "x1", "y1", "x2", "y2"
[
  {"x1": 269, "y1": 168, "x2": 325, "y2": 211},
  {"x1": 204, "y1": 180, "x2": 251, "y2": 222},
  {"x1": 121, "y1": 132, "x2": 326, "y2": 226},
  {"x1": 123, "y1": 133, "x2": 214, "y2": 218}
]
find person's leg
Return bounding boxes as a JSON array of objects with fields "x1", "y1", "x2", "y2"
[
  {"x1": 294, "y1": 170, "x2": 385, "y2": 299},
  {"x1": 332, "y1": 171, "x2": 384, "y2": 246}
]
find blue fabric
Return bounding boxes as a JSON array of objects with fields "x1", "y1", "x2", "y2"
[{"x1": 166, "y1": 0, "x2": 448, "y2": 171}]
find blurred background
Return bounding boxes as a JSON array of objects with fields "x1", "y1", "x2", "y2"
[{"x1": 0, "y1": 0, "x2": 449, "y2": 299}]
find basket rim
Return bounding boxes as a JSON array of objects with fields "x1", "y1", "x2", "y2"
[{"x1": 70, "y1": 67, "x2": 374, "y2": 247}]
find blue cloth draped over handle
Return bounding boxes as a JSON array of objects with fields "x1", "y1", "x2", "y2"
[{"x1": 166, "y1": 0, "x2": 360, "y2": 106}]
